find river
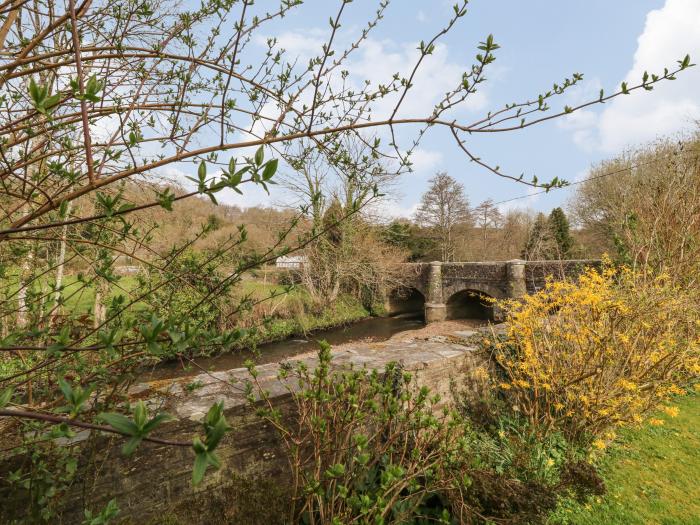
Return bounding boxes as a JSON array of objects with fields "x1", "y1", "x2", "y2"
[{"x1": 143, "y1": 314, "x2": 427, "y2": 380}]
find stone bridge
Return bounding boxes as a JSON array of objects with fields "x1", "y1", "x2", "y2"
[{"x1": 387, "y1": 259, "x2": 600, "y2": 322}]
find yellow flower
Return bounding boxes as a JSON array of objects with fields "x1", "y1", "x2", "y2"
[
  {"x1": 649, "y1": 418, "x2": 665, "y2": 426},
  {"x1": 498, "y1": 382, "x2": 512, "y2": 390},
  {"x1": 663, "y1": 406, "x2": 679, "y2": 418},
  {"x1": 592, "y1": 439, "x2": 606, "y2": 450}
]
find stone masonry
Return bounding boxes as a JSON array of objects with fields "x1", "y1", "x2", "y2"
[{"x1": 389, "y1": 259, "x2": 600, "y2": 322}]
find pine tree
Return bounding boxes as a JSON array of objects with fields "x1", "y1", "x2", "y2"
[{"x1": 548, "y1": 207, "x2": 574, "y2": 257}]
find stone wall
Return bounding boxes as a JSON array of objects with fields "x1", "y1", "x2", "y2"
[
  {"x1": 524, "y1": 259, "x2": 601, "y2": 294},
  {"x1": 0, "y1": 334, "x2": 489, "y2": 524}
]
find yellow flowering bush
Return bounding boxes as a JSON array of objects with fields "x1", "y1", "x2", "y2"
[{"x1": 491, "y1": 264, "x2": 700, "y2": 442}]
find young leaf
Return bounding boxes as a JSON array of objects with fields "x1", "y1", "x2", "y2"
[
  {"x1": 121, "y1": 436, "x2": 143, "y2": 456},
  {"x1": 0, "y1": 387, "x2": 13, "y2": 408},
  {"x1": 98, "y1": 413, "x2": 139, "y2": 436},
  {"x1": 254, "y1": 145, "x2": 264, "y2": 166},
  {"x1": 262, "y1": 159, "x2": 278, "y2": 181}
]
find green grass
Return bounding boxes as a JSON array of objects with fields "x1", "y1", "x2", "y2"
[
  {"x1": 551, "y1": 392, "x2": 700, "y2": 525},
  {"x1": 57, "y1": 275, "x2": 140, "y2": 313}
]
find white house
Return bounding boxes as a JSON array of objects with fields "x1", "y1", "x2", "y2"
[{"x1": 275, "y1": 255, "x2": 307, "y2": 269}]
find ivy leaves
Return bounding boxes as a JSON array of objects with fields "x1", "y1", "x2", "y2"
[{"x1": 98, "y1": 401, "x2": 173, "y2": 456}]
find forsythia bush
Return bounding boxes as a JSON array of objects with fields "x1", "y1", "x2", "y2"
[{"x1": 492, "y1": 265, "x2": 700, "y2": 442}]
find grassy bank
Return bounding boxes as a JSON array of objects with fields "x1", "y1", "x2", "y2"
[
  {"x1": 551, "y1": 391, "x2": 700, "y2": 525},
  {"x1": 233, "y1": 284, "x2": 371, "y2": 349}
]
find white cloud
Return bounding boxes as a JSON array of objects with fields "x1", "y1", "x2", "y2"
[
  {"x1": 255, "y1": 29, "x2": 326, "y2": 63},
  {"x1": 408, "y1": 148, "x2": 443, "y2": 173},
  {"x1": 349, "y1": 39, "x2": 488, "y2": 119},
  {"x1": 366, "y1": 198, "x2": 419, "y2": 221},
  {"x1": 563, "y1": 0, "x2": 700, "y2": 153},
  {"x1": 257, "y1": 28, "x2": 488, "y2": 122}
]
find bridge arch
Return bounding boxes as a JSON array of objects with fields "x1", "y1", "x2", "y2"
[
  {"x1": 386, "y1": 286, "x2": 425, "y2": 318},
  {"x1": 445, "y1": 287, "x2": 498, "y2": 321}
]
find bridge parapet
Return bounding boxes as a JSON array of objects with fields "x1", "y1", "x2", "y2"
[{"x1": 390, "y1": 259, "x2": 601, "y2": 323}]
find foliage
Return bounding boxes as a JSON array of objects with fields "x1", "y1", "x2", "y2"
[
  {"x1": 382, "y1": 221, "x2": 438, "y2": 262},
  {"x1": 522, "y1": 212, "x2": 556, "y2": 260},
  {"x1": 549, "y1": 207, "x2": 574, "y2": 257},
  {"x1": 136, "y1": 250, "x2": 232, "y2": 333},
  {"x1": 248, "y1": 342, "x2": 610, "y2": 525},
  {"x1": 0, "y1": 0, "x2": 692, "y2": 517},
  {"x1": 489, "y1": 264, "x2": 700, "y2": 442},
  {"x1": 248, "y1": 342, "x2": 475, "y2": 524}
]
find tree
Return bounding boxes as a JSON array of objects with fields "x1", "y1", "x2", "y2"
[
  {"x1": 548, "y1": 207, "x2": 574, "y2": 257},
  {"x1": 0, "y1": 0, "x2": 690, "y2": 515},
  {"x1": 522, "y1": 213, "x2": 556, "y2": 260},
  {"x1": 382, "y1": 221, "x2": 437, "y2": 262},
  {"x1": 473, "y1": 198, "x2": 503, "y2": 258},
  {"x1": 572, "y1": 133, "x2": 700, "y2": 281},
  {"x1": 414, "y1": 173, "x2": 472, "y2": 261}
]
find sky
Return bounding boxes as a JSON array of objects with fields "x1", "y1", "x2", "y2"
[{"x1": 171, "y1": 0, "x2": 700, "y2": 219}]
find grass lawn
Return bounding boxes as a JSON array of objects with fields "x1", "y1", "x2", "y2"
[{"x1": 551, "y1": 391, "x2": 700, "y2": 525}]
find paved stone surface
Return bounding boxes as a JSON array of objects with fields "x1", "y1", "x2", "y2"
[{"x1": 132, "y1": 335, "x2": 485, "y2": 421}]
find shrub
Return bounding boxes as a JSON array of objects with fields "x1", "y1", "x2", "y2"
[
  {"x1": 247, "y1": 343, "x2": 606, "y2": 524},
  {"x1": 490, "y1": 264, "x2": 700, "y2": 442},
  {"x1": 247, "y1": 342, "x2": 476, "y2": 524}
]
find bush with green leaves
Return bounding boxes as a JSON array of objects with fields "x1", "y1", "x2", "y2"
[
  {"x1": 247, "y1": 342, "x2": 476, "y2": 524},
  {"x1": 246, "y1": 342, "x2": 608, "y2": 524}
]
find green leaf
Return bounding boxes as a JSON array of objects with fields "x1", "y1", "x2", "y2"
[
  {"x1": 192, "y1": 452, "x2": 209, "y2": 485},
  {"x1": 0, "y1": 387, "x2": 13, "y2": 408},
  {"x1": 198, "y1": 160, "x2": 206, "y2": 181},
  {"x1": 58, "y1": 377, "x2": 73, "y2": 402},
  {"x1": 121, "y1": 436, "x2": 143, "y2": 456},
  {"x1": 98, "y1": 413, "x2": 139, "y2": 436},
  {"x1": 142, "y1": 412, "x2": 173, "y2": 434},
  {"x1": 254, "y1": 145, "x2": 264, "y2": 166},
  {"x1": 262, "y1": 159, "x2": 278, "y2": 181},
  {"x1": 29, "y1": 78, "x2": 41, "y2": 103},
  {"x1": 44, "y1": 93, "x2": 61, "y2": 111},
  {"x1": 133, "y1": 400, "x2": 147, "y2": 429}
]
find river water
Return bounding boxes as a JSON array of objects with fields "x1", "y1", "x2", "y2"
[{"x1": 143, "y1": 314, "x2": 426, "y2": 381}]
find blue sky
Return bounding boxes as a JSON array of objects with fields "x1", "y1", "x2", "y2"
[{"x1": 172, "y1": 0, "x2": 700, "y2": 218}]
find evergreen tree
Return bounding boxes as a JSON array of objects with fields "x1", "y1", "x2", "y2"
[{"x1": 548, "y1": 207, "x2": 574, "y2": 257}]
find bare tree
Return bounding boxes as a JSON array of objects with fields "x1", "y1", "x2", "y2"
[
  {"x1": 571, "y1": 133, "x2": 700, "y2": 281},
  {"x1": 414, "y1": 173, "x2": 472, "y2": 261},
  {"x1": 473, "y1": 198, "x2": 503, "y2": 258}
]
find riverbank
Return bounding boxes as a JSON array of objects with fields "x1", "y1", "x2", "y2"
[{"x1": 231, "y1": 292, "x2": 371, "y2": 350}]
